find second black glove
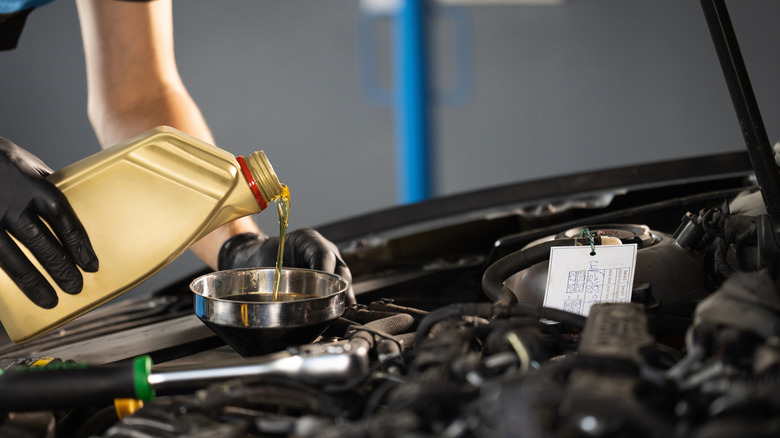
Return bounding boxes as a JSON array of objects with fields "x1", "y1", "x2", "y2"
[{"x1": 218, "y1": 228, "x2": 354, "y2": 304}]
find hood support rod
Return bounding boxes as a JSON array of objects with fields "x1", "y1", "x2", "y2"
[{"x1": 700, "y1": 0, "x2": 780, "y2": 217}]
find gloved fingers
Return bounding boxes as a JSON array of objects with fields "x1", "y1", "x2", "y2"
[
  {"x1": 6, "y1": 211, "x2": 84, "y2": 295},
  {"x1": 283, "y1": 229, "x2": 330, "y2": 269},
  {"x1": 333, "y1": 259, "x2": 355, "y2": 305},
  {"x1": 0, "y1": 231, "x2": 58, "y2": 308},
  {"x1": 285, "y1": 228, "x2": 355, "y2": 304},
  {"x1": 0, "y1": 138, "x2": 53, "y2": 177},
  {"x1": 316, "y1": 248, "x2": 354, "y2": 305},
  {"x1": 218, "y1": 233, "x2": 275, "y2": 270},
  {"x1": 257, "y1": 237, "x2": 280, "y2": 267},
  {"x1": 32, "y1": 181, "x2": 98, "y2": 273},
  {"x1": 308, "y1": 247, "x2": 355, "y2": 305},
  {"x1": 298, "y1": 241, "x2": 339, "y2": 272}
]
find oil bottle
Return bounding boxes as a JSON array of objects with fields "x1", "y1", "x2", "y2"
[{"x1": 0, "y1": 126, "x2": 285, "y2": 343}]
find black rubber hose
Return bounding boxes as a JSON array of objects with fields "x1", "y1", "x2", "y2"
[
  {"x1": 365, "y1": 313, "x2": 415, "y2": 335},
  {"x1": 415, "y1": 303, "x2": 492, "y2": 344},
  {"x1": 533, "y1": 306, "x2": 586, "y2": 327},
  {"x1": 394, "y1": 332, "x2": 417, "y2": 351},
  {"x1": 482, "y1": 237, "x2": 596, "y2": 307},
  {"x1": 480, "y1": 237, "x2": 591, "y2": 326},
  {"x1": 367, "y1": 300, "x2": 430, "y2": 325},
  {"x1": 414, "y1": 301, "x2": 586, "y2": 345},
  {"x1": 415, "y1": 240, "x2": 597, "y2": 344},
  {"x1": 342, "y1": 307, "x2": 400, "y2": 324},
  {"x1": 349, "y1": 313, "x2": 415, "y2": 349}
]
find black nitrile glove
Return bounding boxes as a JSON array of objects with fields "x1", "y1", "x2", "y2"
[
  {"x1": 0, "y1": 138, "x2": 99, "y2": 308},
  {"x1": 218, "y1": 228, "x2": 355, "y2": 304}
]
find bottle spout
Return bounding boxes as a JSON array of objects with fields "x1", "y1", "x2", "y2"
[{"x1": 237, "y1": 151, "x2": 285, "y2": 209}]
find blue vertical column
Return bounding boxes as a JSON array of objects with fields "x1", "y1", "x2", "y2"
[{"x1": 394, "y1": 0, "x2": 431, "y2": 204}]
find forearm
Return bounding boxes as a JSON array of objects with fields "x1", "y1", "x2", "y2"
[
  {"x1": 76, "y1": 0, "x2": 211, "y2": 146},
  {"x1": 190, "y1": 217, "x2": 260, "y2": 269},
  {"x1": 76, "y1": 0, "x2": 261, "y2": 270}
]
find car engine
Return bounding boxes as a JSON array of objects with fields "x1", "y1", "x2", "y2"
[{"x1": 1, "y1": 1, "x2": 779, "y2": 437}]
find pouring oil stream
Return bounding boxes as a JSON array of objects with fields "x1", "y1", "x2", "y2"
[{"x1": 273, "y1": 185, "x2": 291, "y2": 301}]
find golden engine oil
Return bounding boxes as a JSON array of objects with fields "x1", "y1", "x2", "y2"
[
  {"x1": 0, "y1": 126, "x2": 285, "y2": 343},
  {"x1": 272, "y1": 185, "x2": 291, "y2": 301}
]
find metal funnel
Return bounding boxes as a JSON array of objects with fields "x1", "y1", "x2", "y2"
[{"x1": 190, "y1": 268, "x2": 348, "y2": 356}]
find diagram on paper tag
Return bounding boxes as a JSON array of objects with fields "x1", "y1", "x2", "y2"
[{"x1": 542, "y1": 244, "x2": 638, "y2": 317}]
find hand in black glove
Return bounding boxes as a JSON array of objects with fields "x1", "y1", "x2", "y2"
[
  {"x1": 0, "y1": 138, "x2": 99, "y2": 308},
  {"x1": 218, "y1": 228, "x2": 355, "y2": 304}
]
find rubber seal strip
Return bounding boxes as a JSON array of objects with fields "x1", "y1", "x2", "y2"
[{"x1": 236, "y1": 155, "x2": 268, "y2": 210}]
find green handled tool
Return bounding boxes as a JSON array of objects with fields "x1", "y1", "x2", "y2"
[
  {"x1": 0, "y1": 355, "x2": 154, "y2": 412},
  {"x1": 0, "y1": 341, "x2": 369, "y2": 412}
]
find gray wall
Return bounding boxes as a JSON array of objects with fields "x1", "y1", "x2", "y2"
[{"x1": 2, "y1": 0, "x2": 779, "y2": 296}]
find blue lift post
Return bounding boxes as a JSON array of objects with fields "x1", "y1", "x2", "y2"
[
  {"x1": 394, "y1": 0, "x2": 431, "y2": 204},
  {"x1": 359, "y1": 1, "x2": 470, "y2": 204}
]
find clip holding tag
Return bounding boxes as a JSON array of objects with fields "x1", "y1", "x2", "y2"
[{"x1": 579, "y1": 228, "x2": 596, "y2": 256}]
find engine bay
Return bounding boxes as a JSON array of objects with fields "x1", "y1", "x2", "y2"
[
  {"x1": 0, "y1": 148, "x2": 776, "y2": 437},
  {"x1": 2, "y1": 1, "x2": 780, "y2": 437}
]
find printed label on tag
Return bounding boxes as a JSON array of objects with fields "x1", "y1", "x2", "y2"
[{"x1": 542, "y1": 244, "x2": 638, "y2": 317}]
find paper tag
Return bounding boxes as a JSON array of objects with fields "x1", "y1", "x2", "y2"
[{"x1": 542, "y1": 244, "x2": 638, "y2": 317}]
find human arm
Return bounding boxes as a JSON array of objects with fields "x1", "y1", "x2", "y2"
[
  {"x1": 75, "y1": 0, "x2": 354, "y2": 301},
  {"x1": 75, "y1": 0, "x2": 256, "y2": 269}
]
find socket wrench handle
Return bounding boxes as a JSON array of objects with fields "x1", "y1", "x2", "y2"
[{"x1": 0, "y1": 355, "x2": 154, "y2": 412}]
